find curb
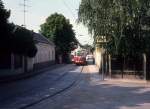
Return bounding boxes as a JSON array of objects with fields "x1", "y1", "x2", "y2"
[
  {"x1": 0, "y1": 64, "x2": 66, "y2": 84},
  {"x1": 86, "y1": 65, "x2": 149, "y2": 84},
  {"x1": 104, "y1": 78, "x2": 148, "y2": 84}
]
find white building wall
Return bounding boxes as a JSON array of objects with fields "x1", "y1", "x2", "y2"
[
  {"x1": 34, "y1": 43, "x2": 55, "y2": 64},
  {"x1": 27, "y1": 57, "x2": 34, "y2": 71}
]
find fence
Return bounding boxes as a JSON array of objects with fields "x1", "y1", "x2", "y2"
[{"x1": 100, "y1": 54, "x2": 150, "y2": 80}]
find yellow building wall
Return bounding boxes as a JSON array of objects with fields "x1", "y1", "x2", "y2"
[{"x1": 94, "y1": 47, "x2": 102, "y2": 68}]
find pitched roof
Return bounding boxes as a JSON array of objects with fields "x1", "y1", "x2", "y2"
[
  {"x1": 11, "y1": 24, "x2": 55, "y2": 46},
  {"x1": 33, "y1": 33, "x2": 55, "y2": 46}
]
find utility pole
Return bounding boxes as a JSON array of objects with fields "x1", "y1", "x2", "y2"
[
  {"x1": 20, "y1": 0, "x2": 30, "y2": 72},
  {"x1": 23, "y1": 0, "x2": 26, "y2": 27},
  {"x1": 20, "y1": 0, "x2": 29, "y2": 28}
]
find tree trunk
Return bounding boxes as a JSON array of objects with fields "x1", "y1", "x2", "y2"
[
  {"x1": 101, "y1": 52, "x2": 104, "y2": 80},
  {"x1": 143, "y1": 53, "x2": 146, "y2": 80},
  {"x1": 109, "y1": 54, "x2": 111, "y2": 78},
  {"x1": 122, "y1": 55, "x2": 125, "y2": 79}
]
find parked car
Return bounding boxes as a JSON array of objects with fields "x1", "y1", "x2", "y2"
[{"x1": 86, "y1": 54, "x2": 95, "y2": 65}]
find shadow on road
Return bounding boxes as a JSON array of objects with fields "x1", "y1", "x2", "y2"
[
  {"x1": 48, "y1": 65, "x2": 150, "y2": 109},
  {"x1": 0, "y1": 64, "x2": 150, "y2": 109}
]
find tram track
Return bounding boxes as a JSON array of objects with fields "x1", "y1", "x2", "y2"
[
  {"x1": 0, "y1": 65, "x2": 73, "y2": 102},
  {"x1": 18, "y1": 66, "x2": 84, "y2": 109}
]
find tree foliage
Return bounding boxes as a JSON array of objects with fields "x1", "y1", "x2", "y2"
[
  {"x1": 0, "y1": 0, "x2": 10, "y2": 25},
  {"x1": 0, "y1": 0, "x2": 37, "y2": 57},
  {"x1": 82, "y1": 44, "x2": 94, "y2": 53},
  {"x1": 0, "y1": 0, "x2": 11, "y2": 52},
  {"x1": 40, "y1": 13, "x2": 77, "y2": 62},
  {"x1": 78, "y1": 0, "x2": 150, "y2": 56},
  {"x1": 11, "y1": 25, "x2": 37, "y2": 57}
]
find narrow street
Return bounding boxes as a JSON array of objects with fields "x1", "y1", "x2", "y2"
[
  {"x1": 0, "y1": 64, "x2": 82, "y2": 109},
  {"x1": 1, "y1": 0, "x2": 150, "y2": 109},
  {"x1": 0, "y1": 65, "x2": 150, "y2": 109},
  {"x1": 25, "y1": 65, "x2": 150, "y2": 109}
]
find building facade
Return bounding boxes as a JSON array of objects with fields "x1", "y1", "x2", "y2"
[
  {"x1": 0, "y1": 33, "x2": 55, "y2": 77},
  {"x1": 32, "y1": 33, "x2": 55, "y2": 70}
]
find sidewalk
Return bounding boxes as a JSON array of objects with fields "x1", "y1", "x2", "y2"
[
  {"x1": 88, "y1": 65, "x2": 149, "y2": 84},
  {"x1": 0, "y1": 64, "x2": 65, "y2": 83}
]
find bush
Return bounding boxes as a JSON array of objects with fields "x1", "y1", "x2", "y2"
[{"x1": 12, "y1": 26, "x2": 37, "y2": 57}]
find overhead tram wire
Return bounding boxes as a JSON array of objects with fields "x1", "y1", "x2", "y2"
[
  {"x1": 61, "y1": 0, "x2": 77, "y2": 21},
  {"x1": 61, "y1": 0, "x2": 86, "y2": 45},
  {"x1": 67, "y1": 0, "x2": 77, "y2": 12}
]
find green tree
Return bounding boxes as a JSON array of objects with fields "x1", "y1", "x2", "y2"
[
  {"x1": 0, "y1": 0, "x2": 10, "y2": 25},
  {"x1": 82, "y1": 44, "x2": 94, "y2": 53},
  {"x1": 78, "y1": 0, "x2": 150, "y2": 57},
  {"x1": 11, "y1": 25, "x2": 37, "y2": 57},
  {"x1": 40, "y1": 13, "x2": 77, "y2": 63},
  {"x1": 0, "y1": 0, "x2": 37, "y2": 57},
  {"x1": 0, "y1": 0, "x2": 11, "y2": 53}
]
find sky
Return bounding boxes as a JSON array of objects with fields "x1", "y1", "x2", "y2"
[{"x1": 3, "y1": 0, "x2": 93, "y2": 45}]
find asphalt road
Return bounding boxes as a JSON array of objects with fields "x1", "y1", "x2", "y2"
[
  {"x1": 1, "y1": 65, "x2": 150, "y2": 109},
  {"x1": 0, "y1": 64, "x2": 82, "y2": 109},
  {"x1": 26, "y1": 65, "x2": 150, "y2": 109}
]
